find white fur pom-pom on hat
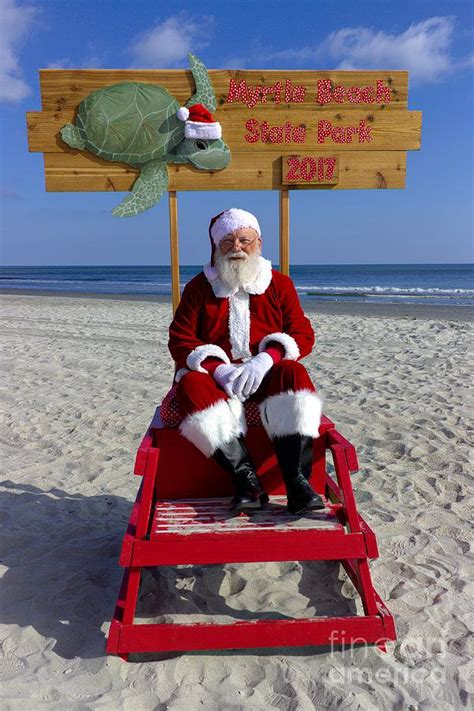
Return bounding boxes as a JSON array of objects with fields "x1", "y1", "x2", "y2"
[{"x1": 177, "y1": 106, "x2": 190, "y2": 121}]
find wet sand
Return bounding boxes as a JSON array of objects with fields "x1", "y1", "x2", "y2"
[{"x1": 1, "y1": 288, "x2": 472, "y2": 322}]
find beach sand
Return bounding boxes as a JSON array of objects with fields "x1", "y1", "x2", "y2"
[{"x1": 0, "y1": 293, "x2": 472, "y2": 710}]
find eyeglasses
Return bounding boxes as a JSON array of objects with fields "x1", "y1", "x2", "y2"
[{"x1": 220, "y1": 236, "x2": 258, "y2": 249}]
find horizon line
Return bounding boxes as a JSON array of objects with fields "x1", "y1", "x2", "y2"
[{"x1": 1, "y1": 262, "x2": 473, "y2": 268}]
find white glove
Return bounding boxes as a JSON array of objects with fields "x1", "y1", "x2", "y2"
[
  {"x1": 232, "y1": 352, "x2": 274, "y2": 400},
  {"x1": 213, "y1": 363, "x2": 242, "y2": 398}
]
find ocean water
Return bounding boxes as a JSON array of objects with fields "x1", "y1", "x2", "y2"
[{"x1": 0, "y1": 264, "x2": 472, "y2": 307}]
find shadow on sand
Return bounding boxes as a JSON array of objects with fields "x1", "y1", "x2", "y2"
[{"x1": 0, "y1": 480, "x2": 358, "y2": 662}]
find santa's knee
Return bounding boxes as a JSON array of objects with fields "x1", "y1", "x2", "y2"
[
  {"x1": 176, "y1": 370, "x2": 225, "y2": 414},
  {"x1": 176, "y1": 369, "x2": 210, "y2": 394},
  {"x1": 269, "y1": 359, "x2": 315, "y2": 392}
]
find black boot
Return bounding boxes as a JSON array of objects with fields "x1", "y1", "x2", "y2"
[
  {"x1": 212, "y1": 436, "x2": 269, "y2": 514},
  {"x1": 272, "y1": 434, "x2": 325, "y2": 515}
]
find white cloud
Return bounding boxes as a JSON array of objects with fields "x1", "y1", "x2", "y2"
[
  {"x1": 325, "y1": 17, "x2": 455, "y2": 82},
  {"x1": 258, "y1": 17, "x2": 470, "y2": 85},
  {"x1": 0, "y1": 0, "x2": 38, "y2": 102},
  {"x1": 128, "y1": 13, "x2": 213, "y2": 67}
]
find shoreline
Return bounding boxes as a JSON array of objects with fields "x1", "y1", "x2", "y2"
[{"x1": 1, "y1": 288, "x2": 473, "y2": 321}]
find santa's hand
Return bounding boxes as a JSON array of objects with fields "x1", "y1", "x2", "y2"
[
  {"x1": 213, "y1": 363, "x2": 242, "y2": 398},
  {"x1": 232, "y1": 352, "x2": 274, "y2": 400}
]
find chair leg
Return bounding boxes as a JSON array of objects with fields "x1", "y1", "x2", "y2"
[
  {"x1": 122, "y1": 568, "x2": 142, "y2": 625},
  {"x1": 111, "y1": 566, "x2": 142, "y2": 659},
  {"x1": 328, "y1": 440, "x2": 379, "y2": 618},
  {"x1": 353, "y1": 559, "x2": 379, "y2": 616},
  {"x1": 341, "y1": 557, "x2": 379, "y2": 617}
]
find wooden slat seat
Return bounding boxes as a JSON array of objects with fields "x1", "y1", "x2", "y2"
[
  {"x1": 151, "y1": 496, "x2": 342, "y2": 535},
  {"x1": 133, "y1": 495, "x2": 366, "y2": 566}
]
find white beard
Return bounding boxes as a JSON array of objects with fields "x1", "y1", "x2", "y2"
[{"x1": 213, "y1": 249, "x2": 262, "y2": 290}]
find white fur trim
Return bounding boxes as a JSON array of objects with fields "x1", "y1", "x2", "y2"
[
  {"x1": 185, "y1": 121, "x2": 222, "y2": 139},
  {"x1": 179, "y1": 398, "x2": 247, "y2": 457},
  {"x1": 204, "y1": 256, "x2": 273, "y2": 298},
  {"x1": 210, "y1": 208, "x2": 261, "y2": 245},
  {"x1": 227, "y1": 397, "x2": 247, "y2": 435},
  {"x1": 174, "y1": 368, "x2": 189, "y2": 383},
  {"x1": 229, "y1": 291, "x2": 252, "y2": 360},
  {"x1": 258, "y1": 332, "x2": 300, "y2": 361},
  {"x1": 203, "y1": 263, "x2": 218, "y2": 281},
  {"x1": 177, "y1": 106, "x2": 190, "y2": 121},
  {"x1": 186, "y1": 344, "x2": 230, "y2": 373},
  {"x1": 259, "y1": 390, "x2": 323, "y2": 439}
]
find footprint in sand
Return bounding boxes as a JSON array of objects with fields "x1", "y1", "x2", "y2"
[
  {"x1": 387, "y1": 531, "x2": 430, "y2": 558},
  {"x1": 0, "y1": 651, "x2": 27, "y2": 681}
]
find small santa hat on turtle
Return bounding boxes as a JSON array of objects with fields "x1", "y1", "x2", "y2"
[
  {"x1": 177, "y1": 103, "x2": 222, "y2": 140},
  {"x1": 207, "y1": 208, "x2": 261, "y2": 268}
]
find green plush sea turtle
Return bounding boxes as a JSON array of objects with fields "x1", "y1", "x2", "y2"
[{"x1": 60, "y1": 53, "x2": 230, "y2": 217}]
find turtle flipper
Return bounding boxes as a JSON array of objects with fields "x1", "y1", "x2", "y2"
[
  {"x1": 186, "y1": 53, "x2": 216, "y2": 112},
  {"x1": 60, "y1": 124, "x2": 86, "y2": 149},
  {"x1": 112, "y1": 160, "x2": 168, "y2": 217}
]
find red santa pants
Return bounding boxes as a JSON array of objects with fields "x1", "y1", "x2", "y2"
[{"x1": 176, "y1": 361, "x2": 323, "y2": 458}]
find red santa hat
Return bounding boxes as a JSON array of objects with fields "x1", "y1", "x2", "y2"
[
  {"x1": 177, "y1": 103, "x2": 222, "y2": 140},
  {"x1": 208, "y1": 208, "x2": 261, "y2": 266}
]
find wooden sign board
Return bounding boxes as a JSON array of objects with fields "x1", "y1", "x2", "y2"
[{"x1": 27, "y1": 69, "x2": 421, "y2": 192}]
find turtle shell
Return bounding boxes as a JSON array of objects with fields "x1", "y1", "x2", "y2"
[{"x1": 76, "y1": 82, "x2": 183, "y2": 164}]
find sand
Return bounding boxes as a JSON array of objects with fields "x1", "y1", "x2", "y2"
[{"x1": 0, "y1": 293, "x2": 472, "y2": 710}]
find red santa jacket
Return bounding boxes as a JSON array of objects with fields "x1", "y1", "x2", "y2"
[{"x1": 168, "y1": 257, "x2": 314, "y2": 380}]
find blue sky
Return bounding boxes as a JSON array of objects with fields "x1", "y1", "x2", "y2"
[{"x1": 1, "y1": 0, "x2": 473, "y2": 265}]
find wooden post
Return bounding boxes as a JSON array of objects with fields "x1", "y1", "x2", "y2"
[
  {"x1": 279, "y1": 189, "x2": 290, "y2": 275},
  {"x1": 168, "y1": 191, "x2": 180, "y2": 313}
]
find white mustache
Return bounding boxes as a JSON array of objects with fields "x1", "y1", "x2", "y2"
[{"x1": 214, "y1": 249, "x2": 261, "y2": 289}]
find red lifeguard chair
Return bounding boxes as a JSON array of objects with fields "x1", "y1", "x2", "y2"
[{"x1": 106, "y1": 399, "x2": 396, "y2": 659}]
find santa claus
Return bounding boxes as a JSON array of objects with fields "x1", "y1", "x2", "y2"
[{"x1": 167, "y1": 207, "x2": 324, "y2": 515}]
